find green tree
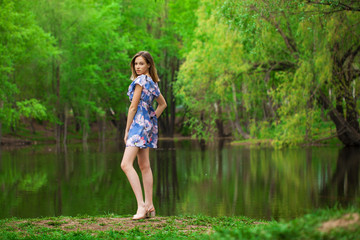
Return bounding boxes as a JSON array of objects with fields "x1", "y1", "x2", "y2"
[
  {"x1": 176, "y1": 0, "x2": 252, "y2": 140},
  {"x1": 31, "y1": 0, "x2": 132, "y2": 144},
  {"x1": 0, "y1": 0, "x2": 52, "y2": 142},
  {"x1": 2, "y1": 0, "x2": 202, "y2": 143},
  {"x1": 220, "y1": 0, "x2": 360, "y2": 146},
  {"x1": 176, "y1": 0, "x2": 359, "y2": 146}
]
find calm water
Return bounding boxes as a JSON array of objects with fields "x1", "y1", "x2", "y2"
[{"x1": 0, "y1": 140, "x2": 359, "y2": 220}]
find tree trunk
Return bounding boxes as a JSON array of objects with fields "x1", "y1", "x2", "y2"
[
  {"x1": 214, "y1": 102, "x2": 226, "y2": 137},
  {"x1": 55, "y1": 60, "x2": 62, "y2": 145},
  {"x1": 168, "y1": 58, "x2": 178, "y2": 137},
  {"x1": 29, "y1": 120, "x2": 36, "y2": 134},
  {"x1": 97, "y1": 114, "x2": 106, "y2": 143},
  {"x1": 63, "y1": 104, "x2": 68, "y2": 145},
  {"x1": 108, "y1": 109, "x2": 125, "y2": 141},
  {"x1": 319, "y1": 42, "x2": 360, "y2": 146},
  {"x1": 231, "y1": 82, "x2": 251, "y2": 139},
  {"x1": 317, "y1": 91, "x2": 360, "y2": 146},
  {"x1": 0, "y1": 100, "x2": 2, "y2": 144},
  {"x1": 118, "y1": 113, "x2": 126, "y2": 141},
  {"x1": 73, "y1": 108, "x2": 81, "y2": 132},
  {"x1": 82, "y1": 109, "x2": 89, "y2": 144}
]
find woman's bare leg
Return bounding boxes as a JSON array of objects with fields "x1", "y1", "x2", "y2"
[
  {"x1": 121, "y1": 146, "x2": 146, "y2": 217},
  {"x1": 137, "y1": 148, "x2": 154, "y2": 211}
]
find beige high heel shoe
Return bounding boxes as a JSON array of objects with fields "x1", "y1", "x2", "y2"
[
  {"x1": 146, "y1": 207, "x2": 156, "y2": 218},
  {"x1": 132, "y1": 208, "x2": 148, "y2": 220}
]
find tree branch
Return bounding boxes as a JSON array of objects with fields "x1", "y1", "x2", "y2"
[
  {"x1": 306, "y1": 1, "x2": 360, "y2": 12},
  {"x1": 354, "y1": 69, "x2": 360, "y2": 78},
  {"x1": 338, "y1": 2, "x2": 360, "y2": 11},
  {"x1": 341, "y1": 44, "x2": 360, "y2": 65},
  {"x1": 250, "y1": 5, "x2": 299, "y2": 60},
  {"x1": 251, "y1": 61, "x2": 297, "y2": 72}
]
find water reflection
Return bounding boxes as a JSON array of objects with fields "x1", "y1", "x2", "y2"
[
  {"x1": 155, "y1": 141, "x2": 179, "y2": 215},
  {"x1": 320, "y1": 147, "x2": 360, "y2": 206},
  {"x1": 0, "y1": 141, "x2": 359, "y2": 220}
]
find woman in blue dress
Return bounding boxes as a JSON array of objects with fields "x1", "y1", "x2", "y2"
[{"x1": 121, "y1": 51, "x2": 167, "y2": 220}]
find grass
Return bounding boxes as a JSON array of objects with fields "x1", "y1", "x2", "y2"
[
  {"x1": 0, "y1": 208, "x2": 359, "y2": 239},
  {"x1": 231, "y1": 137, "x2": 343, "y2": 148},
  {"x1": 231, "y1": 139, "x2": 274, "y2": 147}
]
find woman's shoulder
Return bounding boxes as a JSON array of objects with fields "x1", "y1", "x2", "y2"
[{"x1": 133, "y1": 74, "x2": 148, "y2": 86}]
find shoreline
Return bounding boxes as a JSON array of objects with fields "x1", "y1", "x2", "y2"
[{"x1": 0, "y1": 135, "x2": 343, "y2": 148}]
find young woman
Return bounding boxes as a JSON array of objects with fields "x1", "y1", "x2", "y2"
[{"x1": 121, "y1": 51, "x2": 167, "y2": 220}]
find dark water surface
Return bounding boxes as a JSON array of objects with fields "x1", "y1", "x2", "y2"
[{"x1": 1, "y1": 140, "x2": 359, "y2": 220}]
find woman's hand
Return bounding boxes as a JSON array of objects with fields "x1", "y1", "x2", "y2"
[{"x1": 124, "y1": 130, "x2": 129, "y2": 145}]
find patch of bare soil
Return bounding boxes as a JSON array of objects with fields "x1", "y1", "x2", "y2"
[
  {"x1": 318, "y1": 213, "x2": 360, "y2": 233},
  {"x1": 8, "y1": 217, "x2": 212, "y2": 234}
]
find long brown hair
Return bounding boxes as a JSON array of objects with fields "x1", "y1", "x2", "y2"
[{"x1": 130, "y1": 51, "x2": 160, "y2": 83}]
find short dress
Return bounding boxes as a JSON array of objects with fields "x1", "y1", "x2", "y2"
[{"x1": 126, "y1": 74, "x2": 161, "y2": 149}]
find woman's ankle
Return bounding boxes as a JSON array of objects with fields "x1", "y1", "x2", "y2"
[
  {"x1": 145, "y1": 204, "x2": 154, "y2": 211},
  {"x1": 136, "y1": 203, "x2": 146, "y2": 210}
]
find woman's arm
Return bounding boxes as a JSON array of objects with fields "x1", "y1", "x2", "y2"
[
  {"x1": 155, "y1": 94, "x2": 167, "y2": 118},
  {"x1": 124, "y1": 84, "x2": 142, "y2": 143}
]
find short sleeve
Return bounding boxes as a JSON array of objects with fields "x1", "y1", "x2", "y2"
[
  {"x1": 134, "y1": 75, "x2": 147, "y2": 87},
  {"x1": 127, "y1": 75, "x2": 147, "y2": 100}
]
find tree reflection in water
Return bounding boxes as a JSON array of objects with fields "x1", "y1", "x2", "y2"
[
  {"x1": 151, "y1": 141, "x2": 360, "y2": 220},
  {"x1": 320, "y1": 147, "x2": 360, "y2": 206},
  {"x1": 1, "y1": 141, "x2": 359, "y2": 220},
  {"x1": 155, "y1": 141, "x2": 179, "y2": 215}
]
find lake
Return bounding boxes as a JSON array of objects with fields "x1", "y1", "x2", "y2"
[{"x1": 1, "y1": 140, "x2": 359, "y2": 220}]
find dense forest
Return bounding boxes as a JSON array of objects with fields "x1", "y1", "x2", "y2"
[{"x1": 1, "y1": 0, "x2": 359, "y2": 146}]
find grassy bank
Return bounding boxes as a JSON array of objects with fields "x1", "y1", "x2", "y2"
[
  {"x1": 1, "y1": 208, "x2": 359, "y2": 239},
  {"x1": 231, "y1": 137, "x2": 343, "y2": 148}
]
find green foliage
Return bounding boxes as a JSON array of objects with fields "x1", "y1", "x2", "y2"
[
  {"x1": 168, "y1": 0, "x2": 200, "y2": 57},
  {"x1": 29, "y1": 0, "x2": 133, "y2": 131},
  {"x1": 175, "y1": 0, "x2": 249, "y2": 139},
  {"x1": 1, "y1": 0, "x2": 359, "y2": 145},
  {"x1": 16, "y1": 99, "x2": 47, "y2": 120},
  {"x1": 0, "y1": 0, "x2": 52, "y2": 129},
  {"x1": 211, "y1": 208, "x2": 360, "y2": 240},
  {"x1": 176, "y1": 0, "x2": 360, "y2": 145},
  {"x1": 0, "y1": 0, "x2": 202, "y2": 140}
]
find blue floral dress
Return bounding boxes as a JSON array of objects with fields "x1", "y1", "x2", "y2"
[{"x1": 126, "y1": 74, "x2": 161, "y2": 149}]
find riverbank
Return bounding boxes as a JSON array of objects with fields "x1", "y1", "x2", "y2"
[
  {"x1": 1, "y1": 208, "x2": 359, "y2": 239},
  {"x1": 1, "y1": 128, "x2": 341, "y2": 149},
  {"x1": 231, "y1": 137, "x2": 342, "y2": 147},
  {"x1": 1, "y1": 119, "x2": 343, "y2": 147},
  {"x1": 0, "y1": 122, "x2": 194, "y2": 147},
  {"x1": 1, "y1": 133, "x2": 342, "y2": 148}
]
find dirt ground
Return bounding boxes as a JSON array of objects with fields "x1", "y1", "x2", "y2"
[
  {"x1": 318, "y1": 213, "x2": 360, "y2": 233},
  {"x1": 8, "y1": 216, "x2": 213, "y2": 234},
  {"x1": 6, "y1": 213, "x2": 360, "y2": 236}
]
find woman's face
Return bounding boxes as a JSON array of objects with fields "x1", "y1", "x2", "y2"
[{"x1": 134, "y1": 56, "x2": 150, "y2": 76}]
